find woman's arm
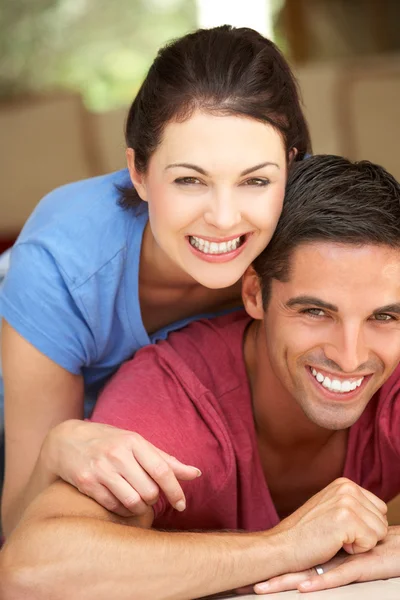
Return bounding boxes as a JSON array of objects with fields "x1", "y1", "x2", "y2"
[
  {"x1": 1, "y1": 321, "x2": 200, "y2": 537},
  {"x1": 1, "y1": 320, "x2": 84, "y2": 536}
]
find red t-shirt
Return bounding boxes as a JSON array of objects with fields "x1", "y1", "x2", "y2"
[{"x1": 92, "y1": 311, "x2": 400, "y2": 532}]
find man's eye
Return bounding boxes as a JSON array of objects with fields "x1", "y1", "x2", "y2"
[
  {"x1": 241, "y1": 178, "x2": 270, "y2": 187},
  {"x1": 174, "y1": 177, "x2": 202, "y2": 186},
  {"x1": 372, "y1": 313, "x2": 394, "y2": 322},
  {"x1": 302, "y1": 308, "x2": 326, "y2": 317}
]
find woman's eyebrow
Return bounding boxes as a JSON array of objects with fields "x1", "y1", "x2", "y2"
[
  {"x1": 165, "y1": 161, "x2": 280, "y2": 176},
  {"x1": 240, "y1": 162, "x2": 280, "y2": 176}
]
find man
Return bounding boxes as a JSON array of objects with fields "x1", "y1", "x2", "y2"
[{"x1": 1, "y1": 155, "x2": 400, "y2": 599}]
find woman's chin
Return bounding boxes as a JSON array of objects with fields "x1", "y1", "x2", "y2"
[{"x1": 190, "y1": 270, "x2": 242, "y2": 290}]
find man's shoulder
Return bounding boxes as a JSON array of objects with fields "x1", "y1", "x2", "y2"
[
  {"x1": 154, "y1": 310, "x2": 251, "y2": 395},
  {"x1": 346, "y1": 362, "x2": 400, "y2": 501}
]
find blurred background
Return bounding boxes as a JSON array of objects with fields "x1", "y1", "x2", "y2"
[
  {"x1": 0, "y1": 0, "x2": 399, "y2": 252},
  {"x1": 0, "y1": 0, "x2": 399, "y2": 521}
]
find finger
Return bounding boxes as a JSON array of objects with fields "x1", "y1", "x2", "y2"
[
  {"x1": 131, "y1": 438, "x2": 189, "y2": 511},
  {"x1": 83, "y1": 482, "x2": 134, "y2": 517},
  {"x1": 119, "y1": 459, "x2": 162, "y2": 506},
  {"x1": 351, "y1": 489, "x2": 388, "y2": 526},
  {"x1": 254, "y1": 554, "x2": 350, "y2": 594},
  {"x1": 354, "y1": 497, "x2": 389, "y2": 531},
  {"x1": 358, "y1": 487, "x2": 387, "y2": 516},
  {"x1": 343, "y1": 508, "x2": 388, "y2": 554},
  {"x1": 333, "y1": 479, "x2": 387, "y2": 517},
  {"x1": 298, "y1": 560, "x2": 362, "y2": 593},
  {"x1": 99, "y1": 473, "x2": 151, "y2": 515},
  {"x1": 254, "y1": 570, "x2": 314, "y2": 594},
  {"x1": 156, "y1": 448, "x2": 202, "y2": 480}
]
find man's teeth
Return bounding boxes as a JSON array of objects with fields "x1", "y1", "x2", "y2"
[
  {"x1": 311, "y1": 368, "x2": 364, "y2": 394},
  {"x1": 189, "y1": 235, "x2": 242, "y2": 254}
]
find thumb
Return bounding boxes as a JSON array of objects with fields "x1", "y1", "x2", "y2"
[{"x1": 158, "y1": 449, "x2": 202, "y2": 480}]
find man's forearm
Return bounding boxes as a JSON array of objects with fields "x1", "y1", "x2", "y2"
[{"x1": 1, "y1": 517, "x2": 289, "y2": 600}]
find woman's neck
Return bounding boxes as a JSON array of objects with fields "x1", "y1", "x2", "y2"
[{"x1": 138, "y1": 223, "x2": 242, "y2": 334}]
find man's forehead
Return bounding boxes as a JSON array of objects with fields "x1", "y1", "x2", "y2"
[
  {"x1": 271, "y1": 241, "x2": 400, "y2": 310},
  {"x1": 289, "y1": 241, "x2": 400, "y2": 275}
]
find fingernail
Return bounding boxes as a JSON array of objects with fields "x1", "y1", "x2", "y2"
[
  {"x1": 300, "y1": 581, "x2": 312, "y2": 590},
  {"x1": 195, "y1": 468, "x2": 202, "y2": 477},
  {"x1": 254, "y1": 582, "x2": 269, "y2": 592},
  {"x1": 175, "y1": 500, "x2": 186, "y2": 512}
]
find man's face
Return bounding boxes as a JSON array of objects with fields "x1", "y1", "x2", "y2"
[{"x1": 262, "y1": 242, "x2": 400, "y2": 430}]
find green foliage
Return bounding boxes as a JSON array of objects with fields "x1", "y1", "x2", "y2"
[{"x1": 0, "y1": 0, "x2": 196, "y2": 111}]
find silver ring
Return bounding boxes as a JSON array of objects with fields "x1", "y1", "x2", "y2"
[{"x1": 314, "y1": 565, "x2": 324, "y2": 576}]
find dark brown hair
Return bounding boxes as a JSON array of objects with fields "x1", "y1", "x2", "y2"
[
  {"x1": 253, "y1": 154, "x2": 400, "y2": 306},
  {"x1": 120, "y1": 24, "x2": 311, "y2": 209}
]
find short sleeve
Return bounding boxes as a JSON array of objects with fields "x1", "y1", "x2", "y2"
[
  {"x1": 91, "y1": 344, "x2": 233, "y2": 522},
  {"x1": 0, "y1": 243, "x2": 95, "y2": 374}
]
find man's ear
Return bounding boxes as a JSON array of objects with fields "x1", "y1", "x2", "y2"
[
  {"x1": 242, "y1": 266, "x2": 264, "y2": 320},
  {"x1": 288, "y1": 147, "x2": 298, "y2": 165},
  {"x1": 126, "y1": 148, "x2": 148, "y2": 202}
]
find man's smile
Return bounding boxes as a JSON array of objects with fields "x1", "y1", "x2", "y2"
[{"x1": 307, "y1": 366, "x2": 373, "y2": 400}]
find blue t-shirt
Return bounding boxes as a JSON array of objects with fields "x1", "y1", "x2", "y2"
[{"x1": 0, "y1": 169, "x2": 231, "y2": 395}]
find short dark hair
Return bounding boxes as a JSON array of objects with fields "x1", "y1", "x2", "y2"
[
  {"x1": 120, "y1": 25, "x2": 311, "y2": 210},
  {"x1": 253, "y1": 154, "x2": 400, "y2": 305}
]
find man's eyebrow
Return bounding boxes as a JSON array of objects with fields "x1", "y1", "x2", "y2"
[
  {"x1": 165, "y1": 161, "x2": 280, "y2": 176},
  {"x1": 286, "y1": 296, "x2": 338, "y2": 312},
  {"x1": 373, "y1": 303, "x2": 400, "y2": 315},
  {"x1": 286, "y1": 298, "x2": 400, "y2": 315}
]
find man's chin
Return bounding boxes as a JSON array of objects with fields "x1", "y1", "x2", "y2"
[{"x1": 306, "y1": 405, "x2": 365, "y2": 431}]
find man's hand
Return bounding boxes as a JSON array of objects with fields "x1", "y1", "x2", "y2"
[
  {"x1": 270, "y1": 478, "x2": 388, "y2": 577},
  {"x1": 253, "y1": 526, "x2": 400, "y2": 594}
]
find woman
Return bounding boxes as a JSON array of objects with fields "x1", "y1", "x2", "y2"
[{"x1": 0, "y1": 24, "x2": 311, "y2": 536}]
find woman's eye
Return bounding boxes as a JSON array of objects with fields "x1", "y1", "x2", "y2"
[
  {"x1": 174, "y1": 177, "x2": 202, "y2": 186},
  {"x1": 241, "y1": 178, "x2": 270, "y2": 187},
  {"x1": 302, "y1": 308, "x2": 326, "y2": 318}
]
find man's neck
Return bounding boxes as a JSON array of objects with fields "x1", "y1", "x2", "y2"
[{"x1": 243, "y1": 320, "x2": 348, "y2": 517}]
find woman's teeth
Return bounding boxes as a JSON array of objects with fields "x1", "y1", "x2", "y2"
[
  {"x1": 311, "y1": 368, "x2": 364, "y2": 394},
  {"x1": 189, "y1": 235, "x2": 243, "y2": 254}
]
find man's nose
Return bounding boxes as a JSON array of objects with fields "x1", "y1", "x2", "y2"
[{"x1": 324, "y1": 325, "x2": 369, "y2": 373}]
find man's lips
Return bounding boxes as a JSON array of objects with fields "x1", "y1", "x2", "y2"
[{"x1": 307, "y1": 365, "x2": 373, "y2": 399}]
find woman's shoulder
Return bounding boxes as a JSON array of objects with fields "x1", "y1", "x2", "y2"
[
  {"x1": 21, "y1": 169, "x2": 132, "y2": 237},
  {"x1": 16, "y1": 169, "x2": 148, "y2": 286}
]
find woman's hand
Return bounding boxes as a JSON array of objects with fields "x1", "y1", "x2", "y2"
[{"x1": 46, "y1": 419, "x2": 201, "y2": 517}]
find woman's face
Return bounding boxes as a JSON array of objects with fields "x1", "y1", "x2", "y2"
[{"x1": 129, "y1": 110, "x2": 288, "y2": 289}]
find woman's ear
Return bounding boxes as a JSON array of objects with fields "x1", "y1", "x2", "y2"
[
  {"x1": 126, "y1": 148, "x2": 148, "y2": 202},
  {"x1": 242, "y1": 266, "x2": 264, "y2": 320}
]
